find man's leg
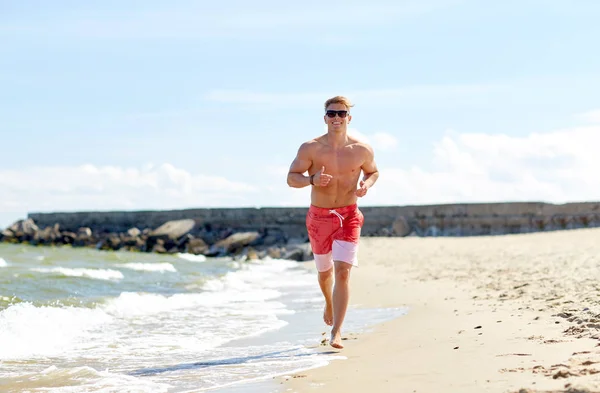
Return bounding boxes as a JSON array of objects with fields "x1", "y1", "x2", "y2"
[
  {"x1": 318, "y1": 267, "x2": 334, "y2": 325},
  {"x1": 330, "y1": 260, "x2": 352, "y2": 349}
]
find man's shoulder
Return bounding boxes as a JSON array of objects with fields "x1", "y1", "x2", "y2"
[
  {"x1": 299, "y1": 135, "x2": 325, "y2": 150},
  {"x1": 348, "y1": 135, "x2": 374, "y2": 153}
]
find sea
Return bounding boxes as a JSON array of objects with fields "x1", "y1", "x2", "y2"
[{"x1": 0, "y1": 243, "x2": 407, "y2": 393}]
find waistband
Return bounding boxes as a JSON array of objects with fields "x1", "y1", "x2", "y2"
[{"x1": 309, "y1": 203, "x2": 358, "y2": 214}]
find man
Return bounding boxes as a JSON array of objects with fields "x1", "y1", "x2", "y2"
[{"x1": 287, "y1": 96, "x2": 379, "y2": 349}]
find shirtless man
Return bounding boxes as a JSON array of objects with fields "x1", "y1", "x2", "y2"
[{"x1": 286, "y1": 96, "x2": 379, "y2": 349}]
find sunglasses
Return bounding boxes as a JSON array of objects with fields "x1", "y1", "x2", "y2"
[{"x1": 325, "y1": 110, "x2": 348, "y2": 118}]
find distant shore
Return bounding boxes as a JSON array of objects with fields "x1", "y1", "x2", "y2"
[
  {"x1": 2, "y1": 201, "x2": 600, "y2": 261},
  {"x1": 0, "y1": 217, "x2": 313, "y2": 262}
]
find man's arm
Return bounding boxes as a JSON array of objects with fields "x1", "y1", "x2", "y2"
[
  {"x1": 287, "y1": 143, "x2": 313, "y2": 188},
  {"x1": 356, "y1": 144, "x2": 379, "y2": 197},
  {"x1": 361, "y1": 144, "x2": 379, "y2": 188}
]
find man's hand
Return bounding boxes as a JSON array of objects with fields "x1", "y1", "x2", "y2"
[
  {"x1": 355, "y1": 180, "x2": 368, "y2": 197},
  {"x1": 313, "y1": 166, "x2": 333, "y2": 187}
]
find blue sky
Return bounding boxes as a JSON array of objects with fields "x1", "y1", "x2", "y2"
[{"x1": 1, "y1": 0, "x2": 600, "y2": 228}]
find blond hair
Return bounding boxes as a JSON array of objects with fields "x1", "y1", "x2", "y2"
[{"x1": 324, "y1": 96, "x2": 354, "y2": 111}]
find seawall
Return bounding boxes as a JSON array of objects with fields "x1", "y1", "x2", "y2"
[{"x1": 27, "y1": 201, "x2": 600, "y2": 238}]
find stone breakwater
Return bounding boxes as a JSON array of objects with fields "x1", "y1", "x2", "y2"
[{"x1": 1, "y1": 201, "x2": 599, "y2": 261}]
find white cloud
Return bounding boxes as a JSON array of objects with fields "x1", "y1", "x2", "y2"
[
  {"x1": 372, "y1": 132, "x2": 399, "y2": 151},
  {"x1": 347, "y1": 129, "x2": 398, "y2": 151},
  {"x1": 578, "y1": 109, "x2": 600, "y2": 124},
  {"x1": 347, "y1": 128, "x2": 371, "y2": 144},
  {"x1": 371, "y1": 124, "x2": 600, "y2": 205},
  {"x1": 0, "y1": 163, "x2": 257, "y2": 217},
  {"x1": 265, "y1": 165, "x2": 290, "y2": 176}
]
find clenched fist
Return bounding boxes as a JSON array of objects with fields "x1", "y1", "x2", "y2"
[{"x1": 355, "y1": 180, "x2": 368, "y2": 197}]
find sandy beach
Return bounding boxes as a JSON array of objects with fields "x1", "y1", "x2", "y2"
[{"x1": 281, "y1": 228, "x2": 600, "y2": 393}]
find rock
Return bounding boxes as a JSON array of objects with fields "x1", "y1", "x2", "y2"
[
  {"x1": 145, "y1": 219, "x2": 195, "y2": 253},
  {"x1": 127, "y1": 227, "x2": 141, "y2": 238},
  {"x1": 261, "y1": 234, "x2": 282, "y2": 247},
  {"x1": 246, "y1": 247, "x2": 259, "y2": 261},
  {"x1": 234, "y1": 246, "x2": 260, "y2": 261},
  {"x1": 209, "y1": 231, "x2": 260, "y2": 255},
  {"x1": 187, "y1": 237, "x2": 208, "y2": 255},
  {"x1": 149, "y1": 219, "x2": 195, "y2": 240},
  {"x1": 9, "y1": 218, "x2": 39, "y2": 238},
  {"x1": 34, "y1": 226, "x2": 58, "y2": 244},
  {"x1": 176, "y1": 234, "x2": 193, "y2": 249},
  {"x1": 73, "y1": 227, "x2": 93, "y2": 247},
  {"x1": 286, "y1": 237, "x2": 306, "y2": 246},
  {"x1": 392, "y1": 216, "x2": 412, "y2": 237},
  {"x1": 60, "y1": 231, "x2": 77, "y2": 245},
  {"x1": 152, "y1": 244, "x2": 167, "y2": 254},
  {"x1": 197, "y1": 229, "x2": 220, "y2": 245},
  {"x1": 122, "y1": 237, "x2": 144, "y2": 251},
  {"x1": 0, "y1": 229, "x2": 13, "y2": 242},
  {"x1": 283, "y1": 248, "x2": 305, "y2": 261},
  {"x1": 283, "y1": 243, "x2": 313, "y2": 261},
  {"x1": 6, "y1": 218, "x2": 39, "y2": 241},
  {"x1": 121, "y1": 235, "x2": 144, "y2": 249},
  {"x1": 96, "y1": 233, "x2": 121, "y2": 250},
  {"x1": 267, "y1": 247, "x2": 283, "y2": 259},
  {"x1": 78, "y1": 227, "x2": 92, "y2": 238}
]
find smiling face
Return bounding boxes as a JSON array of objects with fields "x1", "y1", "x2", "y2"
[{"x1": 324, "y1": 103, "x2": 352, "y2": 133}]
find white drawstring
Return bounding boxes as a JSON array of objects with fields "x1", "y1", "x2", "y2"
[{"x1": 329, "y1": 209, "x2": 344, "y2": 228}]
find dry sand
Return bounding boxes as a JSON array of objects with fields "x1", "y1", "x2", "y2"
[{"x1": 281, "y1": 228, "x2": 600, "y2": 393}]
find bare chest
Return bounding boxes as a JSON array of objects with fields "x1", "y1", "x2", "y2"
[{"x1": 313, "y1": 147, "x2": 364, "y2": 175}]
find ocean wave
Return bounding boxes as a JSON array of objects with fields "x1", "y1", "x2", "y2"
[
  {"x1": 0, "y1": 303, "x2": 112, "y2": 360},
  {"x1": 117, "y1": 262, "x2": 176, "y2": 273},
  {"x1": 0, "y1": 365, "x2": 170, "y2": 393},
  {"x1": 176, "y1": 253, "x2": 207, "y2": 262},
  {"x1": 30, "y1": 267, "x2": 124, "y2": 281},
  {"x1": 101, "y1": 287, "x2": 284, "y2": 318}
]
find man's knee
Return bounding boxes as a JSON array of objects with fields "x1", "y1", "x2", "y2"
[
  {"x1": 318, "y1": 268, "x2": 333, "y2": 282},
  {"x1": 334, "y1": 262, "x2": 352, "y2": 282}
]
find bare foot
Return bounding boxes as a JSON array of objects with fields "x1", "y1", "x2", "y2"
[
  {"x1": 323, "y1": 303, "x2": 333, "y2": 326},
  {"x1": 330, "y1": 331, "x2": 343, "y2": 349}
]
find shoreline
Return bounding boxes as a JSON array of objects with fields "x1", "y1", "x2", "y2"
[
  {"x1": 279, "y1": 230, "x2": 600, "y2": 393},
  {"x1": 214, "y1": 259, "x2": 408, "y2": 393},
  {"x1": 0, "y1": 244, "x2": 406, "y2": 393}
]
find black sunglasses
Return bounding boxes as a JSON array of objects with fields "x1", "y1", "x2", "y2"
[{"x1": 325, "y1": 110, "x2": 348, "y2": 118}]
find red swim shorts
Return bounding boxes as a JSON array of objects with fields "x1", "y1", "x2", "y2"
[{"x1": 305, "y1": 204, "x2": 365, "y2": 272}]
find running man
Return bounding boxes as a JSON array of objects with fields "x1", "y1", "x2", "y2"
[{"x1": 286, "y1": 96, "x2": 379, "y2": 349}]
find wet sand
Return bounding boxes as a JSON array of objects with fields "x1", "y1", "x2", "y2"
[{"x1": 283, "y1": 228, "x2": 600, "y2": 393}]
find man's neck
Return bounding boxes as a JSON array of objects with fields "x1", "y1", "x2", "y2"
[{"x1": 325, "y1": 129, "x2": 348, "y2": 148}]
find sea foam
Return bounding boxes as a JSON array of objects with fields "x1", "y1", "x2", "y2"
[
  {"x1": 30, "y1": 267, "x2": 124, "y2": 281},
  {"x1": 117, "y1": 262, "x2": 176, "y2": 273},
  {"x1": 0, "y1": 303, "x2": 113, "y2": 360}
]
